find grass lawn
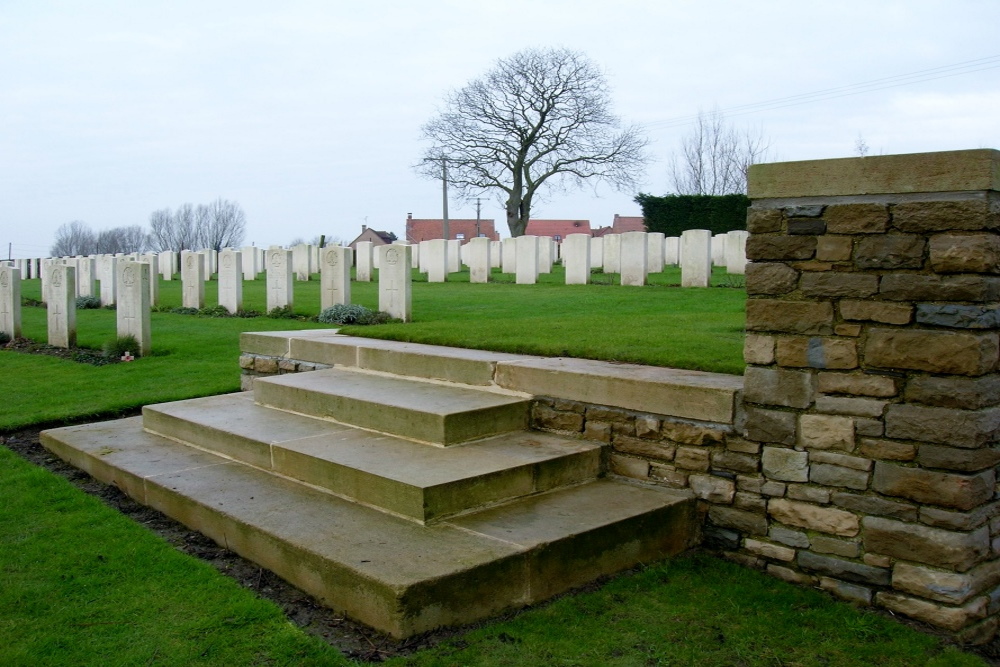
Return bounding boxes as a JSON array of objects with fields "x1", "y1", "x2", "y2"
[{"x1": 0, "y1": 270, "x2": 988, "y2": 665}]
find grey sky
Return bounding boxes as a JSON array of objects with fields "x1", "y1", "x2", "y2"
[{"x1": 2, "y1": 0, "x2": 998, "y2": 258}]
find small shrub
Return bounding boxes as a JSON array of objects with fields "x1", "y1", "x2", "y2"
[
  {"x1": 22, "y1": 297, "x2": 43, "y2": 307},
  {"x1": 75, "y1": 295, "x2": 101, "y2": 309},
  {"x1": 720, "y1": 274, "x2": 746, "y2": 289},
  {"x1": 0, "y1": 332, "x2": 10, "y2": 346},
  {"x1": 198, "y1": 305, "x2": 231, "y2": 317},
  {"x1": 103, "y1": 334, "x2": 141, "y2": 359},
  {"x1": 318, "y1": 304, "x2": 373, "y2": 324},
  {"x1": 102, "y1": 303, "x2": 117, "y2": 310},
  {"x1": 171, "y1": 307, "x2": 199, "y2": 315},
  {"x1": 235, "y1": 309, "x2": 263, "y2": 318},
  {"x1": 267, "y1": 305, "x2": 296, "y2": 319}
]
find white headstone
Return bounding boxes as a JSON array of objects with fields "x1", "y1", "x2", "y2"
[
  {"x1": 378, "y1": 244, "x2": 412, "y2": 322},
  {"x1": 0, "y1": 265, "x2": 22, "y2": 338},
  {"x1": 417, "y1": 240, "x2": 430, "y2": 273},
  {"x1": 266, "y1": 247, "x2": 293, "y2": 311},
  {"x1": 199, "y1": 250, "x2": 213, "y2": 282},
  {"x1": 515, "y1": 235, "x2": 539, "y2": 285},
  {"x1": 75, "y1": 257, "x2": 96, "y2": 298},
  {"x1": 320, "y1": 246, "x2": 352, "y2": 310},
  {"x1": 140, "y1": 253, "x2": 159, "y2": 305},
  {"x1": 180, "y1": 250, "x2": 205, "y2": 309},
  {"x1": 446, "y1": 239, "x2": 461, "y2": 273},
  {"x1": 620, "y1": 232, "x2": 648, "y2": 287},
  {"x1": 681, "y1": 229, "x2": 712, "y2": 288},
  {"x1": 99, "y1": 255, "x2": 117, "y2": 306},
  {"x1": 47, "y1": 263, "x2": 76, "y2": 348},
  {"x1": 355, "y1": 241, "x2": 373, "y2": 282},
  {"x1": 725, "y1": 230, "x2": 749, "y2": 275},
  {"x1": 502, "y1": 237, "x2": 517, "y2": 274},
  {"x1": 160, "y1": 250, "x2": 175, "y2": 280},
  {"x1": 603, "y1": 235, "x2": 621, "y2": 274},
  {"x1": 711, "y1": 233, "x2": 728, "y2": 266},
  {"x1": 241, "y1": 246, "x2": 258, "y2": 280},
  {"x1": 466, "y1": 237, "x2": 492, "y2": 283},
  {"x1": 590, "y1": 236, "x2": 604, "y2": 269},
  {"x1": 116, "y1": 261, "x2": 151, "y2": 356},
  {"x1": 537, "y1": 237, "x2": 554, "y2": 274},
  {"x1": 292, "y1": 243, "x2": 313, "y2": 281},
  {"x1": 491, "y1": 241, "x2": 502, "y2": 268},
  {"x1": 665, "y1": 237, "x2": 680, "y2": 266},
  {"x1": 218, "y1": 249, "x2": 243, "y2": 313},
  {"x1": 563, "y1": 234, "x2": 591, "y2": 285},
  {"x1": 424, "y1": 239, "x2": 448, "y2": 283},
  {"x1": 646, "y1": 232, "x2": 666, "y2": 274}
]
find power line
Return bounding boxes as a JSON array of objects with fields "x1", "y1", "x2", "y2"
[{"x1": 643, "y1": 54, "x2": 1000, "y2": 130}]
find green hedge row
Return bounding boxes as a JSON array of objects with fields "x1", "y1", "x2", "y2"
[{"x1": 634, "y1": 193, "x2": 750, "y2": 237}]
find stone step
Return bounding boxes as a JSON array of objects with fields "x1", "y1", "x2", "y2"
[
  {"x1": 253, "y1": 367, "x2": 531, "y2": 445},
  {"x1": 142, "y1": 393, "x2": 603, "y2": 523},
  {"x1": 241, "y1": 332, "x2": 534, "y2": 386},
  {"x1": 40, "y1": 417, "x2": 697, "y2": 639}
]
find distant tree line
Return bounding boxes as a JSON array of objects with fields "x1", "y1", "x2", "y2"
[{"x1": 50, "y1": 199, "x2": 247, "y2": 257}]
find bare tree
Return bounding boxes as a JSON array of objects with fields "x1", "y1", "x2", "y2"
[
  {"x1": 197, "y1": 198, "x2": 247, "y2": 251},
  {"x1": 854, "y1": 134, "x2": 870, "y2": 157},
  {"x1": 669, "y1": 110, "x2": 770, "y2": 195},
  {"x1": 148, "y1": 204, "x2": 199, "y2": 252},
  {"x1": 418, "y1": 47, "x2": 648, "y2": 237},
  {"x1": 50, "y1": 220, "x2": 97, "y2": 256},
  {"x1": 115, "y1": 225, "x2": 148, "y2": 253}
]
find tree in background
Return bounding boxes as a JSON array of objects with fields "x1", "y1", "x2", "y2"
[
  {"x1": 50, "y1": 221, "x2": 147, "y2": 256},
  {"x1": 418, "y1": 47, "x2": 648, "y2": 237},
  {"x1": 669, "y1": 110, "x2": 769, "y2": 195},
  {"x1": 148, "y1": 199, "x2": 245, "y2": 253}
]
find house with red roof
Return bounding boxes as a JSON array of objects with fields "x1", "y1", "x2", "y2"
[
  {"x1": 523, "y1": 219, "x2": 591, "y2": 242},
  {"x1": 405, "y1": 214, "x2": 499, "y2": 244},
  {"x1": 348, "y1": 225, "x2": 397, "y2": 250},
  {"x1": 593, "y1": 214, "x2": 646, "y2": 237}
]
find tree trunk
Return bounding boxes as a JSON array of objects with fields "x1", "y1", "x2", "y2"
[{"x1": 506, "y1": 194, "x2": 527, "y2": 237}]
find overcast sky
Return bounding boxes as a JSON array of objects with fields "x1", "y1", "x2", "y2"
[{"x1": 2, "y1": 1, "x2": 998, "y2": 258}]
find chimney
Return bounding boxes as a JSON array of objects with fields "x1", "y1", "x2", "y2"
[
  {"x1": 407, "y1": 213, "x2": 412, "y2": 219},
  {"x1": 362, "y1": 224, "x2": 367, "y2": 231}
]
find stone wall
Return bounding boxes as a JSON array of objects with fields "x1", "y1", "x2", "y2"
[{"x1": 736, "y1": 150, "x2": 1000, "y2": 643}]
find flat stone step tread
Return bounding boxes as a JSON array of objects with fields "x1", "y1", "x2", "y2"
[
  {"x1": 253, "y1": 367, "x2": 530, "y2": 445},
  {"x1": 40, "y1": 416, "x2": 695, "y2": 637},
  {"x1": 143, "y1": 393, "x2": 602, "y2": 522}
]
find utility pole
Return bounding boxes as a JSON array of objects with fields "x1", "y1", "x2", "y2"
[
  {"x1": 475, "y1": 198, "x2": 482, "y2": 238},
  {"x1": 441, "y1": 158, "x2": 450, "y2": 241}
]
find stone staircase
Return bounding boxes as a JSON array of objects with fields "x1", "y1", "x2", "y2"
[{"x1": 40, "y1": 336, "x2": 701, "y2": 638}]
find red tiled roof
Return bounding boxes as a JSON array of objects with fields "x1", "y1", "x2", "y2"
[
  {"x1": 405, "y1": 219, "x2": 499, "y2": 244},
  {"x1": 612, "y1": 215, "x2": 645, "y2": 233}
]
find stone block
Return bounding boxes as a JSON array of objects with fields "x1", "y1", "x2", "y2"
[
  {"x1": 839, "y1": 300, "x2": 912, "y2": 325},
  {"x1": 904, "y1": 375, "x2": 1000, "y2": 410},
  {"x1": 775, "y1": 337, "x2": 858, "y2": 370},
  {"x1": 863, "y1": 516, "x2": 990, "y2": 571},
  {"x1": 854, "y1": 235, "x2": 926, "y2": 270},
  {"x1": 916, "y1": 304, "x2": 1000, "y2": 329},
  {"x1": 746, "y1": 263, "x2": 798, "y2": 295},
  {"x1": 745, "y1": 299, "x2": 834, "y2": 335},
  {"x1": 819, "y1": 203, "x2": 889, "y2": 234},
  {"x1": 635, "y1": 416, "x2": 660, "y2": 439},
  {"x1": 708, "y1": 506, "x2": 768, "y2": 536},
  {"x1": 784, "y1": 205, "x2": 825, "y2": 218},
  {"x1": 831, "y1": 491, "x2": 918, "y2": 521},
  {"x1": 797, "y1": 550, "x2": 889, "y2": 586},
  {"x1": 918, "y1": 445, "x2": 1000, "y2": 472},
  {"x1": 744, "y1": 334, "x2": 775, "y2": 365},
  {"x1": 814, "y1": 396, "x2": 886, "y2": 418},
  {"x1": 614, "y1": 436, "x2": 676, "y2": 462},
  {"x1": 810, "y1": 451, "x2": 872, "y2": 471},
  {"x1": 746, "y1": 236, "x2": 816, "y2": 261},
  {"x1": 712, "y1": 451, "x2": 758, "y2": 474},
  {"x1": 675, "y1": 447, "x2": 711, "y2": 472},
  {"x1": 854, "y1": 419, "x2": 884, "y2": 437},
  {"x1": 920, "y1": 502, "x2": 1000, "y2": 531},
  {"x1": 239, "y1": 354, "x2": 254, "y2": 369},
  {"x1": 770, "y1": 525, "x2": 810, "y2": 548},
  {"x1": 769, "y1": 498, "x2": 859, "y2": 536},
  {"x1": 864, "y1": 553, "x2": 893, "y2": 568},
  {"x1": 798, "y1": 272, "x2": 879, "y2": 298},
  {"x1": 880, "y1": 274, "x2": 1000, "y2": 302},
  {"x1": 865, "y1": 329, "x2": 999, "y2": 376},
  {"x1": 788, "y1": 219, "x2": 826, "y2": 235},
  {"x1": 885, "y1": 404, "x2": 1000, "y2": 448},
  {"x1": 834, "y1": 324, "x2": 863, "y2": 337},
  {"x1": 761, "y1": 481, "x2": 787, "y2": 497},
  {"x1": 929, "y1": 233, "x2": 1000, "y2": 274},
  {"x1": 811, "y1": 464, "x2": 869, "y2": 491},
  {"x1": 786, "y1": 484, "x2": 831, "y2": 504},
  {"x1": 744, "y1": 367, "x2": 815, "y2": 409},
  {"x1": 817, "y1": 372, "x2": 898, "y2": 398},
  {"x1": 689, "y1": 474, "x2": 736, "y2": 504},
  {"x1": 744, "y1": 538, "x2": 795, "y2": 562},
  {"x1": 660, "y1": 421, "x2": 726, "y2": 446},
  {"x1": 872, "y1": 462, "x2": 994, "y2": 511},
  {"x1": 767, "y1": 563, "x2": 814, "y2": 585},
  {"x1": 819, "y1": 577, "x2": 873, "y2": 605},
  {"x1": 858, "y1": 439, "x2": 916, "y2": 461},
  {"x1": 816, "y1": 236, "x2": 854, "y2": 262},
  {"x1": 744, "y1": 407, "x2": 797, "y2": 445},
  {"x1": 726, "y1": 437, "x2": 761, "y2": 454},
  {"x1": 798, "y1": 414, "x2": 855, "y2": 451},
  {"x1": 811, "y1": 535, "x2": 861, "y2": 558},
  {"x1": 649, "y1": 463, "x2": 688, "y2": 488},
  {"x1": 583, "y1": 421, "x2": 612, "y2": 443},
  {"x1": 893, "y1": 197, "x2": 997, "y2": 234},
  {"x1": 762, "y1": 446, "x2": 808, "y2": 482},
  {"x1": 254, "y1": 357, "x2": 279, "y2": 373},
  {"x1": 746, "y1": 208, "x2": 783, "y2": 233},
  {"x1": 734, "y1": 492, "x2": 766, "y2": 512},
  {"x1": 876, "y1": 592, "x2": 987, "y2": 632},
  {"x1": 609, "y1": 453, "x2": 649, "y2": 480},
  {"x1": 533, "y1": 404, "x2": 584, "y2": 432}
]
